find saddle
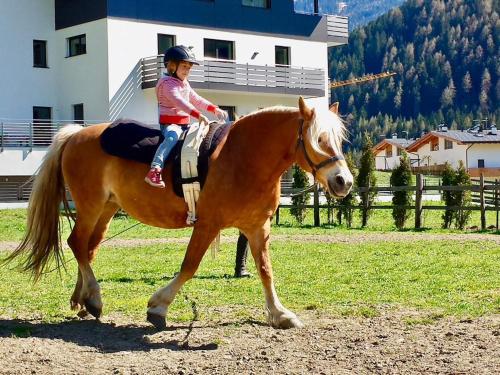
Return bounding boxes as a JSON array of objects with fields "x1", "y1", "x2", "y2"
[{"x1": 100, "y1": 119, "x2": 231, "y2": 220}]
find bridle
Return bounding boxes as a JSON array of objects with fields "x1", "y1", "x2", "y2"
[{"x1": 297, "y1": 119, "x2": 344, "y2": 178}]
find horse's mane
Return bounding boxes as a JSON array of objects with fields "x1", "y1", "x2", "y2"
[{"x1": 239, "y1": 105, "x2": 347, "y2": 158}]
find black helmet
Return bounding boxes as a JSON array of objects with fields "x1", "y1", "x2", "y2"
[{"x1": 163, "y1": 45, "x2": 199, "y2": 66}]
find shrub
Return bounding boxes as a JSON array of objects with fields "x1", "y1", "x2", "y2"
[
  {"x1": 441, "y1": 162, "x2": 455, "y2": 229},
  {"x1": 336, "y1": 152, "x2": 357, "y2": 227},
  {"x1": 290, "y1": 164, "x2": 310, "y2": 224},
  {"x1": 453, "y1": 161, "x2": 471, "y2": 229},
  {"x1": 357, "y1": 133, "x2": 377, "y2": 227},
  {"x1": 390, "y1": 151, "x2": 413, "y2": 229}
]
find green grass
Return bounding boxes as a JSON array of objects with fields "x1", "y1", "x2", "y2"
[
  {"x1": 1, "y1": 205, "x2": 499, "y2": 243},
  {"x1": 0, "y1": 238, "x2": 498, "y2": 323}
]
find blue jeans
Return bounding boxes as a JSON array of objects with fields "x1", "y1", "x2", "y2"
[{"x1": 151, "y1": 124, "x2": 184, "y2": 169}]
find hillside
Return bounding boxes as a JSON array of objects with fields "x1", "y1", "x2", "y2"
[
  {"x1": 328, "y1": 0, "x2": 499, "y2": 151},
  {"x1": 294, "y1": 0, "x2": 405, "y2": 29}
]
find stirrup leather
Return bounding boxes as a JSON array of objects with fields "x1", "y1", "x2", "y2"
[{"x1": 180, "y1": 122, "x2": 210, "y2": 225}]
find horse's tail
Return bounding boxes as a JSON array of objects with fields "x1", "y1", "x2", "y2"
[{"x1": 4, "y1": 124, "x2": 83, "y2": 281}]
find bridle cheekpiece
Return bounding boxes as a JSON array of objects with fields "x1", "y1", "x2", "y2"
[{"x1": 297, "y1": 119, "x2": 344, "y2": 178}]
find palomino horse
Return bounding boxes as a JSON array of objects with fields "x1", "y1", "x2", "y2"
[{"x1": 8, "y1": 98, "x2": 353, "y2": 329}]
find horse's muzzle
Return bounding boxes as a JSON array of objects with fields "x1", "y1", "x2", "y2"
[{"x1": 328, "y1": 173, "x2": 353, "y2": 198}]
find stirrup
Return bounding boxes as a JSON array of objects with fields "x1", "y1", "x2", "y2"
[{"x1": 186, "y1": 211, "x2": 197, "y2": 225}]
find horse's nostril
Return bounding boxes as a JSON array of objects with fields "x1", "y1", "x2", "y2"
[{"x1": 335, "y1": 175, "x2": 345, "y2": 187}]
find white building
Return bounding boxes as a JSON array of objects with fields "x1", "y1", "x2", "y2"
[
  {"x1": 373, "y1": 136, "x2": 413, "y2": 170},
  {"x1": 406, "y1": 127, "x2": 500, "y2": 177},
  {"x1": 0, "y1": 0, "x2": 348, "y2": 200}
]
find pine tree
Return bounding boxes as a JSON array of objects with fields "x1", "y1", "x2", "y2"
[
  {"x1": 357, "y1": 133, "x2": 377, "y2": 227},
  {"x1": 290, "y1": 164, "x2": 310, "y2": 225},
  {"x1": 390, "y1": 151, "x2": 413, "y2": 229},
  {"x1": 336, "y1": 152, "x2": 357, "y2": 228},
  {"x1": 441, "y1": 162, "x2": 455, "y2": 229},
  {"x1": 453, "y1": 161, "x2": 471, "y2": 230}
]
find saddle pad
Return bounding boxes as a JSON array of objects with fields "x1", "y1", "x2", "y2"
[
  {"x1": 100, "y1": 119, "x2": 232, "y2": 196},
  {"x1": 100, "y1": 119, "x2": 167, "y2": 165}
]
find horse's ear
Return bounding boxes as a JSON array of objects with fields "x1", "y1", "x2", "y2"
[
  {"x1": 329, "y1": 102, "x2": 339, "y2": 115},
  {"x1": 298, "y1": 97, "x2": 314, "y2": 120}
]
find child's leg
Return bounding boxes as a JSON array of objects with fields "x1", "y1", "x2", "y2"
[{"x1": 151, "y1": 125, "x2": 183, "y2": 169}]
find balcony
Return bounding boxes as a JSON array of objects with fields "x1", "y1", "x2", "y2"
[
  {"x1": 326, "y1": 15, "x2": 348, "y2": 46},
  {"x1": 141, "y1": 57, "x2": 326, "y2": 98}
]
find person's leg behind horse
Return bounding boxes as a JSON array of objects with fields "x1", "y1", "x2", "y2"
[
  {"x1": 243, "y1": 219, "x2": 303, "y2": 328},
  {"x1": 145, "y1": 124, "x2": 183, "y2": 188},
  {"x1": 147, "y1": 221, "x2": 220, "y2": 330},
  {"x1": 235, "y1": 232, "x2": 251, "y2": 278}
]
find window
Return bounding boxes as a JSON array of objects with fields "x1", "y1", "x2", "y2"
[
  {"x1": 478, "y1": 159, "x2": 485, "y2": 168},
  {"x1": 33, "y1": 106, "x2": 52, "y2": 146},
  {"x1": 219, "y1": 106, "x2": 236, "y2": 121},
  {"x1": 67, "y1": 34, "x2": 86, "y2": 57},
  {"x1": 73, "y1": 104, "x2": 84, "y2": 123},
  {"x1": 242, "y1": 0, "x2": 271, "y2": 8},
  {"x1": 386, "y1": 145, "x2": 392, "y2": 158},
  {"x1": 33, "y1": 40, "x2": 48, "y2": 68},
  {"x1": 275, "y1": 46, "x2": 290, "y2": 66},
  {"x1": 430, "y1": 138, "x2": 439, "y2": 151},
  {"x1": 204, "y1": 39, "x2": 235, "y2": 60},
  {"x1": 444, "y1": 139, "x2": 453, "y2": 150},
  {"x1": 397, "y1": 147, "x2": 402, "y2": 156},
  {"x1": 157, "y1": 34, "x2": 176, "y2": 55}
]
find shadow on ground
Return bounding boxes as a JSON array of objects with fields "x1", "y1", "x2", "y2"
[{"x1": 0, "y1": 317, "x2": 263, "y2": 352}]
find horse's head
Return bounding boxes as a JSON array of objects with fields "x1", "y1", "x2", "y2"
[{"x1": 297, "y1": 97, "x2": 353, "y2": 198}]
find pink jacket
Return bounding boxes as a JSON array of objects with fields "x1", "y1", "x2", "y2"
[{"x1": 155, "y1": 75, "x2": 216, "y2": 125}]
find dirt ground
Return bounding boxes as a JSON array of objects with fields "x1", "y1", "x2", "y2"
[
  {"x1": 0, "y1": 309, "x2": 498, "y2": 374},
  {"x1": 1, "y1": 233, "x2": 499, "y2": 374}
]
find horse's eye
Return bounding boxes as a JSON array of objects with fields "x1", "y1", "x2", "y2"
[{"x1": 318, "y1": 137, "x2": 322, "y2": 144}]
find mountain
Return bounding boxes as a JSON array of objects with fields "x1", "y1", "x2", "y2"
[
  {"x1": 328, "y1": 0, "x2": 499, "y2": 151},
  {"x1": 293, "y1": 0, "x2": 405, "y2": 29}
]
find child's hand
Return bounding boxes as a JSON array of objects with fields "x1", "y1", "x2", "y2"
[
  {"x1": 215, "y1": 108, "x2": 228, "y2": 122},
  {"x1": 199, "y1": 114, "x2": 209, "y2": 126}
]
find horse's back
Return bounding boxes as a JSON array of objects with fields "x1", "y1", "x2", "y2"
[{"x1": 61, "y1": 122, "x2": 188, "y2": 228}]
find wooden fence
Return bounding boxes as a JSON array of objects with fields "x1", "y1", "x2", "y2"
[{"x1": 277, "y1": 174, "x2": 500, "y2": 229}]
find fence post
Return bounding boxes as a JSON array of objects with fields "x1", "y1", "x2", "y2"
[
  {"x1": 313, "y1": 184, "x2": 320, "y2": 227},
  {"x1": 275, "y1": 206, "x2": 280, "y2": 225},
  {"x1": 480, "y1": 174, "x2": 486, "y2": 231},
  {"x1": 415, "y1": 173, "x2": 423, "y2": 229},
  {"x1": 0, "y1": 121, "x2": 3, "y2": 150},
  {"x1": 496, "y1": 179, "x2": 499, "y2": 231}
]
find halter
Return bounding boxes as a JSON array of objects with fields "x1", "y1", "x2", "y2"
[{"x1": 297, "y1": 119, "x2": 344, "y2": 178}]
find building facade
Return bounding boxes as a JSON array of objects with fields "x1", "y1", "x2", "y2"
[{"x1": 0, "y1": 0, "x2": 348, "y2": 197}]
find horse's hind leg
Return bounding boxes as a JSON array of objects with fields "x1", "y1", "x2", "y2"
[
  {"x1": 243, "y1": 219, "x2": 303, "y2": 329},
  {"x1": 147, "y1": 222, "x2": 219, "y2": 330},
  {"x1": 69, "y1": 201, "x2": 119, "y2": 315}
]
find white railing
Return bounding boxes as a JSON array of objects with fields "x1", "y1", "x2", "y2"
[{"x1": 0, "y1": 120, "x2": 100, "y2": 149}]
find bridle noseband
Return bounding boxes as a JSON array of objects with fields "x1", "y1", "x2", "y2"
[{"x1": 297, "y1": 119, "x2": 344, "y2": 178}]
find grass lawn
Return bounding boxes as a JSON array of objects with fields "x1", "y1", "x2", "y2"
[{"x1": 0, "y1": 236, "x2": 498, "y2": 323}]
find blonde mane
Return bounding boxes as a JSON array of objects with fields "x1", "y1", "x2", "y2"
[{"x1": 244, "y1": 105, "x2": 346, "y2": 158}]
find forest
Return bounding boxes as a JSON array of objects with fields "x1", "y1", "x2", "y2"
[{"x1": 328, "y1": 0, "x2": 499, "y2": 151}]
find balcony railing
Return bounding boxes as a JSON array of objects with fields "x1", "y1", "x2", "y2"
[
  {"x1": 327, "y1": 15, "x2": 348, "y2": 45},
  {"x1": 141, "y1": 57, "x2": 326, "y2": 97},
  {"x1": 0, "y1": 121, "x2": 99, "y2": 149}
]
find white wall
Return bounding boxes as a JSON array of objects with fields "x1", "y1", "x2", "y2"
[
  {"x1": 415, "y1": 138, "x2": 467, "y2": 168},
  {"x1": 375, "y1": 145, "x2": 402, "y2": 170},
  {"x1": 468, "y1": 144, "x2": 500, "y2": 168},
  {"x1": 54, "y1": 20, "x2": 110, "y2": 122},
  {"x1": 106, "y1": 18, "x2": 329, "y2": 122},
  {"x1": 0, "y1": 150, "x2": 47, "y2": 175},
  {"x1": 0, "y1": 0, "x2": 57, "y2": 120}
]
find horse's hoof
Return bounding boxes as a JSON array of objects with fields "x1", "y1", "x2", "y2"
[
  {"x1": 77, "y1": 309, "x2": 89, "y2": 318},
  {"x1": 84, "y1": 299, "x2": 102, "y2": 319},
  {"x1": 281, "y1": 317, "x2": 304, "y2": 329},
  {"x1": 147, "y1": 312, "x2": 167, "y2": 331}
]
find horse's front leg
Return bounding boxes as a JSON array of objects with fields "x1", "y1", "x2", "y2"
[
  {"x1": 244, "y1": 219, "x2": 304, "y2": 329},
  {"x1": 146, "y1": 222, "x2": 219, "y2": 330}
]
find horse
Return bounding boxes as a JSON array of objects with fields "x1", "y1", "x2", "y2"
[{"x1": 7, "y1": 97, "x2": 353, "y2": 329}]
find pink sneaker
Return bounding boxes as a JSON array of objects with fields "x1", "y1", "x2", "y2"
[{"x1": 145, "y1": 167, "x2": 165, "y2": 188}]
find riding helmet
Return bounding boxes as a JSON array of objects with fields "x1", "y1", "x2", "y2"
[{"x1": 163, "y1": 45, "x2": 199, "y2": 66}]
